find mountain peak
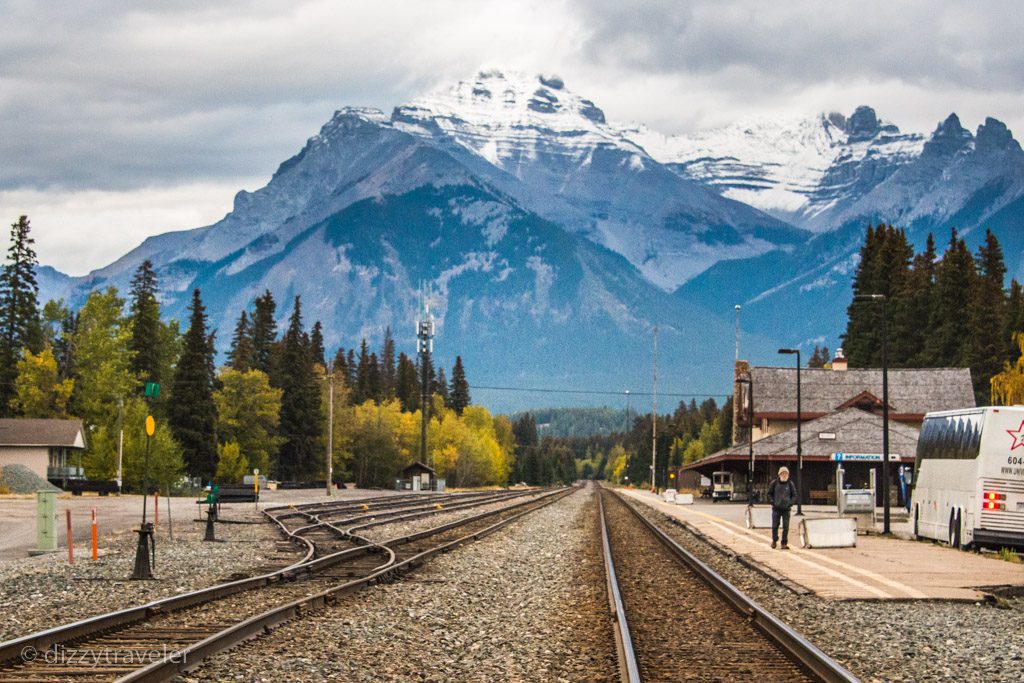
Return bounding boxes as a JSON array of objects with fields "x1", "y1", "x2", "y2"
[{"x1": 845, "y1": 105, "x2": 881, "y2": 141}]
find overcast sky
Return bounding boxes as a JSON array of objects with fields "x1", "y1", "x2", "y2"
[{"x1": 3, "y1": 0, "x2": 1023, "y2": 275}]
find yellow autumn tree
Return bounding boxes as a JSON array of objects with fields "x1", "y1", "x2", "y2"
[
  {"x1": 991, "y1": 332, "x2": 1024, "y2": 405},
  {"x1": 10, "y1": 347, "x2": 74, "y2": 418}
]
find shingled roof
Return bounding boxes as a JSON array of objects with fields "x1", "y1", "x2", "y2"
[
  {"x1": 0, "y1": 419, "x2": 86, "y2": 448},
  {"x1": 690, "y1": 407, "x2": 921, "y2": 469},
  {"x1": 749, "y1": 366, "x2": 975, "y2": 417}
]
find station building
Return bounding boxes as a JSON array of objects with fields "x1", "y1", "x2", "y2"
[
  {"x1": 0, "y1": 418, "x2": 87, "y2": 485},
  {"x1": 683, "y1": 351, "x2": 976, "y2": 504}
]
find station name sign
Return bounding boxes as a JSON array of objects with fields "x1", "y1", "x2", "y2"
[{"x1": 831, "y1": 452, "x2": 901, "y2": 462}]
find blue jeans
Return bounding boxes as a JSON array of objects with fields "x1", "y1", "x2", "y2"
[{"x1": 771, "y1": 507, "x2": 791, "y2": 545}]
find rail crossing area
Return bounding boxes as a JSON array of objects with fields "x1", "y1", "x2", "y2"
[{"x1": 0, "y1": 485, "x2": 1021, "y2": 682}]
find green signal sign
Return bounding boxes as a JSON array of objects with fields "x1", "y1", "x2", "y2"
[{"x1": 144, "y1": 382, "x2": 161, "y2": 398}]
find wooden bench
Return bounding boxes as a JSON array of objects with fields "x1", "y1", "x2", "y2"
[{"x1": 810, "y1": 489, "x2": 836, "y2": 505}]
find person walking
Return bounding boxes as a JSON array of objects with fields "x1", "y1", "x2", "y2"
[{"x1": 768, "y1": 466, "x2": 797, "y2": 549}]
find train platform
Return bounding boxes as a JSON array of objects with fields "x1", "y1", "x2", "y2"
[{"x1": 620, "y1": 489, "x2": 1024, "y2": 601}]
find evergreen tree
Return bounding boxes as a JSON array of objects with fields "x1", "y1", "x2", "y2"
[
  {"x1": 310, "y1": 321, "x2": 326, "y2": 368},
  {"x1": 395, "y1": 352, "x2": 419, "y2": 411},
  {"x1": 355, "y1": 339, "x2": 371, "y2": 403},
  {"x1": 250, "y1": 290, "x2": 278, "y2": 375},
  {"x1": 276, "y1": 297, "x2": 324, "y2": 481},
  {"x1": 435, "y1": 367, "x2": 450, "y2": 406},
  {"x1": 843, "y1": 224, "x2": 912, "y2": 367},
  {"x1": 1005, "y1": 279, "x2": 1024, "y2": 361},
  {"x1": 381, "y1": 327, "x2": 396, "y2": 398},
  {"x1": 367, "y1": 352, "x2": 383, "y2": 402},
  {"x1": 923, "y1": 230, "x2": 977, "y2": 367},
  {"x1": 807, "y1": 346, "x2": 829, "y2": 368},
  {"x1": 892, "y1": 233, "x2": 937, "y2": 366},
  {"x1": 969, "y1": 229, "x2": 1008, "y2": 402},
  {"x1": 168, "y1": 289, "x2": 218, "y2": 481},
  {"x1": 227, "y1": 310, "x2": 254, "y2": 372},
  {"x1": 346, "y1": 349, "x2": 357, "y2": 387},
  {"x1": 128, "y1": 260, "x2": 162, "y2": 383},
  {"x1": 332, "y1": 347, "x2": 349, "y2": 386},
  {"x1": 512, "y1": 413, "x2": 539, "y2": 484},
  {"x1": 450, "y1": 355, "x2": 470, "y2": 415},
  {"x1": 41, "y1": 299, "x2": 74, "y2": 379},
  {"x1": 0, "y1": 216, "x2": 42, "y2": 415}
]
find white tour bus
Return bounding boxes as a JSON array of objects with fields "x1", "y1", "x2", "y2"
[{"x1": 911, "y1": 406, "x2": 1024, "y2": 549}]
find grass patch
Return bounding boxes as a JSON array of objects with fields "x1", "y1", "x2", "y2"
[{"x1": 996, "y1": 547, "x2": 1022, "y2": 564}]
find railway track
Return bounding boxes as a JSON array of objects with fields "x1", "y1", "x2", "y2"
[
  {"x1": 598, "y1": 487, "x2": 859, "y2": 683},
  {"x1": 0, "y1": 487, "x2": 571, "y2": 682}
]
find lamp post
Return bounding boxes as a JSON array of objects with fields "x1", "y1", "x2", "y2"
[
  {"x1": 854, "y1": 293, "x2": 891, "y2": 534},
  {"x1": 777, "y1": 348, "x2": 803, "y2": 515},
  {"x1": 736, "y1": 376, "x2": 755, "y2": 503}
]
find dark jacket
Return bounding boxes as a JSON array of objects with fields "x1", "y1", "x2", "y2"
[{"x1": 768, "y1": 478, "x2": 797, "y2": 511}]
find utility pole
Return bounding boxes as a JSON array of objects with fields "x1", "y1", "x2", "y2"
[
  {"x1": 417, "y1": 286, "x2": 435, "y2": 471},
  {"x1": 116, "y1": 397, "x2": 124, "y2": 493},
  {"x1": 735, "y1": 304, "x2": 741, "y2": 362},
  {"x1": 651, "y1": 326, "x2": 658, "y2": 491},
  {"x1": 325, "y1": 361, "x2": 334, "y2": 496}
]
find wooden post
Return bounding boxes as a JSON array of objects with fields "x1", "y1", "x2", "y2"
[
  {"x1": 91, "y1": 508, "x2": 98, "y2": 561},
  {"x1": 166, "y1": 487, "x2": 173, "y2": 541},
  {"x1": 66, "y1": 509, "x2": 74, "y2": 564}
]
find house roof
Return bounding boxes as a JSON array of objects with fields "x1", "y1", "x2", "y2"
[
  {"x1": 688, "y1": 407, "x2": 921, "y2": 470},
  {"x1": 0, "y1": 419, "x2": 86, "y2": 449},
  {"x1": 748, "y1": 366, "x2": 975, "y2": 417},
  {"x1": 402, "y1": 461, "x2": 436, "y2": 475}
]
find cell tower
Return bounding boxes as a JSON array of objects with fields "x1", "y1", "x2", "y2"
[{"x1": 417, "y1": 283, "x2": 435, "y2": 471}]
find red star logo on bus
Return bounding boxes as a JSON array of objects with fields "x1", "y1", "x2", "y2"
[{"x1": 1008, "y1": 421, "x2": 1024, "y2": 450}]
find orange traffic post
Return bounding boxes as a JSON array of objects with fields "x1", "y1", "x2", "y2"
[
  {"x1": 91, "y1": 509, "x2": 98, "y2": 561},
  {"x1": 66, "y1": 509, "x2": 74, "y2": 565}
]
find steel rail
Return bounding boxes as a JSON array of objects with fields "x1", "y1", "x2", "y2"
[
  {"x1": 118, "y1": 486, "x2": 576, "y2": 682},
  {"x1": 0, "y1": 489, "x2": 543, "y2": 671},
  {"x1": 605, "y1": 487, "x2": 860, "y2": 683},
  {"x1": 598, "y1": 487, "x2": 642, "y2": 683}
]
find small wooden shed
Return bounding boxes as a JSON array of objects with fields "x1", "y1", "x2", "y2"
[{"x1": 399, "y1": 462, "x2": 436, "y2": 491}]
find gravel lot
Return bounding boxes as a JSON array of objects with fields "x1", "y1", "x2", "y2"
[
  {"x1": 621, "y1": 493, "x2": 1024, "y2": 683},
  {"x1": 0, "y1": 509, "x2": 300, "y2": 643},
  {"x1": 187, "y1": 487, "x2": 616, "y2": 683}
]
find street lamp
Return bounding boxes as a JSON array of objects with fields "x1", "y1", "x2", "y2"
[
  {"x1": 735, "y1": 376, "x2": 755, "y2": 503},
  {"x1": 778, "y1": 348, "x2": 803, "y2": 515},
  {"x1": 854, "y1": 293, "x2": 891, "y2": 534}
]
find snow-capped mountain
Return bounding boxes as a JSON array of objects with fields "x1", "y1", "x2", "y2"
[
  {"x1": 389, "y1": 70, "x2": 805, "y2": 290},
  {"x1": 39, "y1": 70, "x2": 1024, "y2": 407},
  {"x1": 632, "y1": 106, "x2": 925, "y2": 229}
]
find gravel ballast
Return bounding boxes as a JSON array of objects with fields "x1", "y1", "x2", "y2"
[
  {"x1": 621, "y1": 494, "x2": 1024, "y2": 683},
  {"x1": 0, "y1": 508, "x2": 300, "y2": 643},
  {"x1": 188, "y1": 487, "x2": 616, "y2": 682}
]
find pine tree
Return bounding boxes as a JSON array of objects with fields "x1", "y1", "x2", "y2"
[
  {"x1": 310, "y1": 321, "x2": 325, "y2": 368},
  {"x1": 250, "y1": 290, "x2": 278, "y2": 375},
  {"x1": 0, "y1": 216, "x2": 42, "y2": 415},
  {"x1": 168, "y1": 289, "x2": 219, "y2": 480},
  {"x1": 892, "y1": 233, "x2": 937, "y2": 367},
  {"x1": 332, "y1": 347, "x2": 348, "y2": 386},
  {"x1": 1005, "y1": 279, "x2": 1024, "y2": 361},
  {"x1": 968, "y1": 229, "x2": 1008, "y2": 402},
  {"x1": 276, "y1": 297, "x2": 324, "y2": 481},
  {"x1": 923, "y1": 230, "x2": 977, "y2": 367},
  {"x1": 381, "y1": 327, "x2": 396, "y2": 398},
  {"x1": 227, "y1": 310, "x2": 253, "y2": 372},
  {"x1": 395, "y1": 352, "x2": 419, "y2": 411},
  {"x1": 346, "y1": 349, "x2": 357, "y2": 388},
  {"x1": 843, "y1": 224, "x2": 912, "y2": 367},
  {"x1": 355, "y1": 339, "x2": 371, "y2": 404},
  {"x1": 128, "y1": 260, "x2": 162, "y2": 383},
  {"x1": 367, "y1": 352, "x2": 383, "y2": 402},
  {"x1": 450, "y1": 355, "x2": 470, "y2": 415},
  {"x1": 435, "y1": 367, "x2": 450, "y2": 406},
  {"x1": 512, "y1": 413, "x2": 539, "y2": 484}
]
